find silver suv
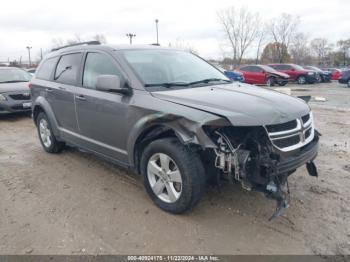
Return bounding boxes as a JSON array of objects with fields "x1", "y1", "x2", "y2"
[{"x1": 31, "y1": 41, "x2": 319, "y2": 218}]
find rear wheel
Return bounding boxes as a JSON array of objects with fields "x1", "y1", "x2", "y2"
[
  {"x1": 297, "y1": 76, "x2": 306, "y2": 85},
  {"x1": 36, "y1": 112, "x2": 65, "y2": 153},
  {"x1": 141, "y1": 138, "x2": 205, "y2": 214},
  {"x1": 266, "y1": 77, "x2": 275, "y2": 87},
  {"x1": 347, "y1": 79, "x2": 350, "y2": 88}
]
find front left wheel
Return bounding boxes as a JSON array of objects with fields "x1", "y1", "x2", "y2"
[
  {"x1": 36, "y1": 112, "x2": 65, "y2": 153},
  {"x1": 140, "y1": 138, "x2": 206, "y2": 214}
]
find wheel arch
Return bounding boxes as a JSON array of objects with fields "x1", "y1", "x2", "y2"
[{"x1": 32, "y1": 97, "x2": 60, "y2": 138}]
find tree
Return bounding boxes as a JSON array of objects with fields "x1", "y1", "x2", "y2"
[
  {"x1": 261, "y1": 42, "x2": 291, "y2": 64},
  {"x1": 268, "y1": 13, "x2": 299, "y2": 63},
  {"x1": 218, "y1": 7, "x2": 260, "y2": 67},
  {"x1": 255, "y1": 24, "x2": 268, "y2": 64},
  {"x1": 290, "y1": 33, "x2": 312, "y2": 65},
  {"x1": 169, "y1": 38, "x2": 199, "y2": 55},
  {"x1": 337, "y1": 39, "x2": 350, "y2": 66},
  {"x1": 310, "y1": 38, "x2": 333, "y2": 66}
]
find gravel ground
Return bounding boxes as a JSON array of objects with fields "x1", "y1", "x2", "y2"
[{"x1": 0, "y1": 81, "x2": 349, "y2": 255}]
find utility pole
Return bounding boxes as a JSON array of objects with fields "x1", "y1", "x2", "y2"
[
  {"x1": 26, "y1": 46, "x2": 32, "y2": 67},
  {"x1": 126, "y1": 33, "x2": 136, "y2": 45},
  {"x1": 40, "y1": 48, "x2": 43, "y2": 61},
  {"x1": 155, "y1": 19, "x2": 159, "y2": 45}
]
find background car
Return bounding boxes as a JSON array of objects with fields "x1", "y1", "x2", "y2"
[
  {"x1": 26, "y1": 68, "x2": 37, "y2": 75},
  {"x1": 338, "y1": 69, "x2": 350, "y2": 87},
  {"x1": 304, "y1": 66, "x2": 331, "y2": 83},
  {"x1": 322, "y1": 68, "x2": 342, "y2": 80},
  {"x1": 215, "y1": 66, "x2": 245, "y2": 82},
  {"x1": 0, "y1": 67, "x2": 32, "y2": 114},
  {"x1": 269, "y1": 63, "x2": 317, "y2": 84},
  {"x1": 238, "y1": 65, "x2": 289, "y2": 86}
]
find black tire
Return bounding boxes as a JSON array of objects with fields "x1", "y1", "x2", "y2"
[
  {"x1": 278, "y1": 82, "x2": 288, "y2": 86},
  {"x1": 140, "y1": 138, "x2": 206, "y2": 214},
  {"x1": 36, "y1": 112, "x2": 65, "y2": 153},
  {"x1": 266, "y1": 77, "x2": 275, "y2": 87},
  {"x1": 347, "y1": 79, "x2": 350, "y2": 88},
  {"x1": 297, "y1": 75, "x2": 306, "y2": 85}
]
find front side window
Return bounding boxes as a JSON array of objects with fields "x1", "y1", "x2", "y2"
[
  {"x1": 83, "y1": 53, "x2": 121, "y2": 89},
  {"x1": 36, "y1": 57, "x2": 58, "y2": 80},
  {"x1": 240, "y1": 66, "x2": 252, "y2": 72},
  {"x1": 54, "y1": 53, "x2": 82, "y2": 85},
  {"x1": 0, "y1": 68, "x2": 32, "y2": 83},
  {"x1": 119, "y1": 49, "x2": 229, "y2": 90}
]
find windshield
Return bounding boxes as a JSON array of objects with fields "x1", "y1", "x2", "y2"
[
  {"x1": 119, "y1": 49, "x2": 230, "y2": 90},
  {"x1": 0, "y1": 68, "x2": 32, "y2": 83},
  {"x1": 292, "y1": 64, "x2": 305, "y2": 70}
]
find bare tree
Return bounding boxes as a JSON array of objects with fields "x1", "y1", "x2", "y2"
[
  {"x1": 290, "y1": 33, "x2": 311, "y2": 65},
  {"x1": 268, "y1": 13, "x2": 299, "y2": 63},
  {"x1": 310, "y1": 38, "x2": 332, "y2": 66},
  {"x1": 169, "y1": 38, "x2": 199, "y2": 55},
  {"x1": 337, "y1": 39, "x2": 350, "y2": 66},
  {"x1": 218, "y1": 7, "x2": 260, "y2": 67},
  {"x1": 93, "y1": 34, "x2": 107, "y2": 44},
  {"x1": 255, "y1": 23, "x2": 267, "y2": 64}
]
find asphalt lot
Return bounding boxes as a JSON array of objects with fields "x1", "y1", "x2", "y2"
[{"x1": 0, "y1": 81, "x2": 349, "y2": 255}]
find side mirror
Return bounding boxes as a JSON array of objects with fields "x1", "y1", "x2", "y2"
[{"x1": 96, "y1": 75, "x2": 130, "y2": 95}]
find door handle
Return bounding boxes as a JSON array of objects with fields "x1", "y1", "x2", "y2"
[
  {"x1": 75, "y1": 94, "x2": 86, "y2": 101},
  {"x1": 45, "y1": 88, "x2": 53, "y2": 92}
]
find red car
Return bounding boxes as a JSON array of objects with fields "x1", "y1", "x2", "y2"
[
  {"x1": 322, "y1": 68, "x2": 342, "y2": 80},
  {"x1": 269, "y1": 64, "x2": 318, "y2": 84},
  {"x1": 238, "y1": 65, "x2": 289, "y2": 86}
]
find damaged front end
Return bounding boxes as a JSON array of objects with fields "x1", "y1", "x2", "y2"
[{"x1": 203, "y1": 112, "x2": 319, "y2": 220}]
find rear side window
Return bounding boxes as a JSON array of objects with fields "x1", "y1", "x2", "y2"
[
  {"x1": 36, "y1": 57, "x2": 58, "y2": 80},
  {"x1": 250, "y1": 66, "x2": 262, "y2": 72},
  {"x1": 54, "y1": 53, "x2": 82, "y2": 85},
  {"x1": 240, "y1": 66, "x2": 252, "y2": 72},
  {"x1": 83, "y1": 52, "x2": 121, "y2": 89},
  {"x1": 275, "y1": 65, "x2": 290, "y2": 70}
]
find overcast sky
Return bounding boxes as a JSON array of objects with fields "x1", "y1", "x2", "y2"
[{"x1": 0, "y1": 0, "x2": 349, "y2": 62}]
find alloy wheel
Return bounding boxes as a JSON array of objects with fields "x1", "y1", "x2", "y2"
[
  {"x1": 39, "y1": 118, "x2": 52, "y2": 148},
  {"x1": 147, "y1": 153, "x2": 182, "y2": 203}
]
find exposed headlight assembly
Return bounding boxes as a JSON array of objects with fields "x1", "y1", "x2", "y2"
[{"x1": 0, "y1": 94, "x2": 7, "y2": 101}]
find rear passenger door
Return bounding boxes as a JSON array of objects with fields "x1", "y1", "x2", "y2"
[
  {"x1": 49, "y1": 53, "x2": 82, "y2": 133},
  {"x1": 75, "y1": 51, "x2": 129, "y2": 163}
]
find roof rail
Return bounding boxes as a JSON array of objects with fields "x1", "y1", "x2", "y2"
[{"x1": 51, "y1": 41, "x2": 101, "y2": 52}]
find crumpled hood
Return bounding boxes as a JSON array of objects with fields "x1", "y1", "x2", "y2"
[
  {"x1": 152, "y1": 82, "x2": 310, "y2": 126},
  {"x1": 270, "y1": 71, "x2": 289, "y2": 78},
  {"x1": 0, "y1": 82, "x2": 29, "y2": 93}
]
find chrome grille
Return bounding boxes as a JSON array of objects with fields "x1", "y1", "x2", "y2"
[{"x1": 265, "y1": 112, "x2": 314, "y2": 152}]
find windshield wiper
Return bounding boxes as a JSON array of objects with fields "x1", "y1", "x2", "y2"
[
  {"x1": 0, "y1": 80, "x2": 28, "y2": 83},
  {"x1": 187, "y1": 78, "x2": 232, "y2": 86},
  {"x1": 145, "y1": 82, "x2": 190, "y2": 88}
]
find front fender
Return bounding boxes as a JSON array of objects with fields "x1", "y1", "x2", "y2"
[{"x1": 126, "y1": 112, "x2": 230, "y2": 167}]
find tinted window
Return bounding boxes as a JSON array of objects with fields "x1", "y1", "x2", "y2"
[
  {"x1": 275, "y1": 65, "x2": 291, "y2": 70},
  {"x1": 240, "y1": 66, "x2": 252, "y2": 72},
  {"x1": 54, "y1": 53, "x2": 82, "y2": 85},
  {"x1": 36, "y1": 57, "x2": 58, "y2": 80},
  {"x1": 83, "y1": 52, "x2": 121, "y2": 89},
  {"x1": 250, "y1": 66, "x2": 262, "y2": 72}
]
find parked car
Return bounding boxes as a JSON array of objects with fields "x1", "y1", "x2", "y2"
[
  {"x1": 30, "y1": 42, "x2": 319, "y2": 218},
  {"x1": 322, "y1": 68, "x2": 342, "y2": 80},
  {"x1": 215, "y1": 65, "x2": 244, "y2": 82},
  {"x1": 238, "y1": 65, "x2": 289, "y2": 86},
  {"x1": 338, "y1": 69, "x2": 350, "y2": 87},
  {"x1": 269, "y1": 64, "x2": 318, "y2": 84},
  {"x1": 0, "y1": 67, "x2": 32, "y2": 114},
  {"x1": 304, "y1": 66, "x2": 331, "y2": 83}
]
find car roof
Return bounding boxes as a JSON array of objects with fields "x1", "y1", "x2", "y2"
[{"x1": 46, "y1": 44, "x2": 183, "y2": 59}]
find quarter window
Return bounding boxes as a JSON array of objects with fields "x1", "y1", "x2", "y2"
[
  {"x1": 83, "y1": 52, "x2": 121, "y2": 89},
  {"x1": 54, "y1": 53, "x2": 82, "y2": 85}
]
